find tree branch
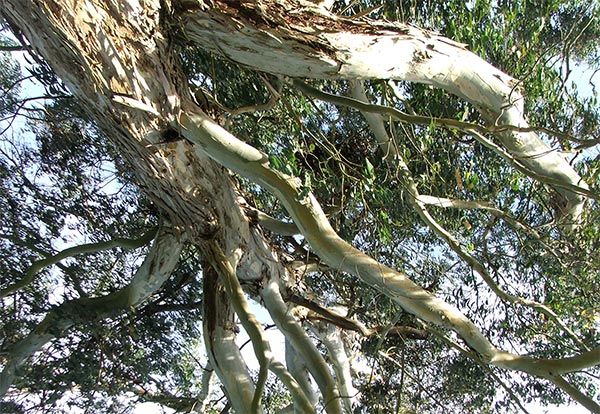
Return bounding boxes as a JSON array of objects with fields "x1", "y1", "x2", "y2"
[
  {"x1": 244, "y1": 204, "x2": 300, "y2": 236},
  {"x1": 288, "y1": 293, "x2": 369, "y2": 335},
  {"x1": 0, "y1": 45, "x2": 26, "y2": 52},
  {"x1": 308, "y1": 318, "x2": 359, "y2": 412},
  {"x1": 204, "y1": 241, "x2": 271, "y2": 413},
  {"x1": 261, "y1": 274, "x2": 342, "y2": 413},
  {"x1": 0, "y1": 228, "x2": 158, "y2": 298},
  {"x1": 204, "y1": 241, "x2": 313, "y2": 413},
  {"x1": 202, "y1": 264, "x2": 258, "y2": 413},
  {"x1": 350, "y1": 81, "x2": 590, "y2": 352},
  {"x1": 551, "y1": 375, "x2": 600, "y2": 413},
  {"x1": 295, "y1": 79, "x2": 597, "y2": 203},
  {"x1": 0, "y1": 224, "x2": 183, "y2": 398},
  {"x1": 177, "y1": 103, "x2": 599, "y2": 393}
]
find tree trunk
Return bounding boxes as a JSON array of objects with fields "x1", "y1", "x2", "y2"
[{"x1": 1, "y1": 0, "x2": 598, "y2": 412}]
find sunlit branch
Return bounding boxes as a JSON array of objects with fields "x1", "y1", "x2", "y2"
[
  {"x1": 176, "y1": 103, "x2": 600, "y2": 384},
  {"x1": 204, "y1": 242, "x2": 269, "y2": 413},
  {"x1": 204, "y1": 241, "x2": 312, "y2": 413},
  {"x1": 202, "y1": 265, "x2": 258, "y2": 412},
  {"x1": 261, "y1": 275, "x2": 342, "y2": 413},
  {"x1": 349, "y1": 85, "x2": 590, "y2": 351},
  {"x1": 293, "y1": 79, "x2": 597, "y2": 202}
]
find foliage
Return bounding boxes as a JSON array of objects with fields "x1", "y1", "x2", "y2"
[
  {"x1": 0, "y1": 68, "x2": 207, "y2": 412},
  {"x1": 1, "y1": 1, "x2": 599, "y2": 413}
]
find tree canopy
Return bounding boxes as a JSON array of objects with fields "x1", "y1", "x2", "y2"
[{"x1": 0, "y1": 1, "x2": 599, "y2": 413}]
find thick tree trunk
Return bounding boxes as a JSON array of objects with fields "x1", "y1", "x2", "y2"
[{"x1": 0, "y1": 0, "x2": 598, "y2": 412}]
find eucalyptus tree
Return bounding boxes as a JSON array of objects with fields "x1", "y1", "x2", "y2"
[{"x1": 0, "y1": 1, "x2": 599, "y2": 413}]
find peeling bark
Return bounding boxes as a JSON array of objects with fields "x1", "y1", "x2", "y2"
[
  {"x1": 182, "y1": 0, "x2": 588, "y2": 228},
  {"x1": 0, "y1": 0, "x2": 597, "y2": 411}
]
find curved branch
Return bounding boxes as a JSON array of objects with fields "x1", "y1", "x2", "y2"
[
  {"x1": 177, "y1": 105, "x2": 600, "y2": 396},
  {"x1": 203, "y1": 241, "x2": 312, "y2": 413},
  {"x1": 261, "y1": 274, "x2": 342, "y2": 413},
  {"x1": 0, "y1": 228, "x2": 158, "y2": 298},
  {"x1": 189, "y1": 3, "x2": 591, "y2": 226},
  {"x1": 348, "y1": 81, "x2": 590, "y2": 351},
  {"x1": 295, "y1": 80, "x2": 597, "y2": 203},
  {"x1": 201, "y1": 265, "x2": 258, "y2": 412},
  {"x1": 0, "y1": 224, "x2": 183, "y2": 398}
]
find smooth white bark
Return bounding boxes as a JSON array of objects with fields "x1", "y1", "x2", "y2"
[
  {"x1": 202, "y1": 267, "x2": 260, "y2": 413},
  {"x1": 309, "y1": 318, "x2": 359, "y2": 412},
  {"x1": 183, "y1": 0, "x2": 587, "y2": 227},
  {"x1": 261, "y1": 276, "x2": 342, "y2": 414},
  {"x1": 179, "y1": 107, "x2": 600, "y2": 385},
  {"x1": 285, "y1": 338, "x2": 319, "y2": 408},
  {"x1": 193, "y1": 363, "x2": 215, "y2": 413}
]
